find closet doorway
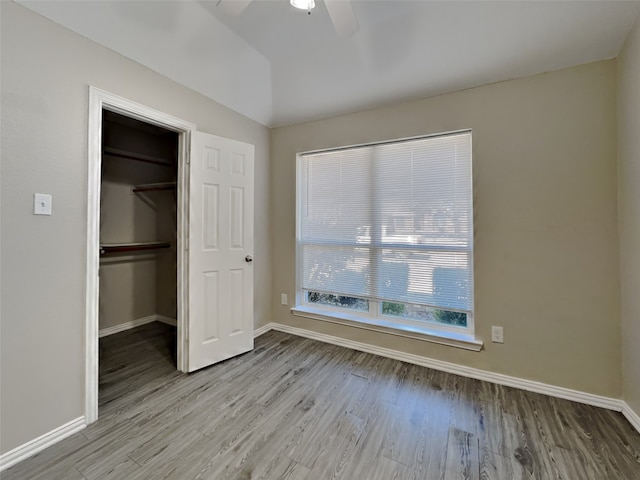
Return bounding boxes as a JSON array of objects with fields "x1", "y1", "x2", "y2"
[
  {"x1": 85, "y1": 87, "x2": 256, "y2": 424},
  {"x1": 98, "y1": 110, "x2": 180, "y2": 413}
]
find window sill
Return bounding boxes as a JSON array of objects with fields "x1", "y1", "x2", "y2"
[{"x1": 291, "y1": 306, "x2": 483, "y2": 352}]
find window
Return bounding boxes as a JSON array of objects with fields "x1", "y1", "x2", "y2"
[{"x1": 295, "y1": 131, "x2": 475, "y2": 346}]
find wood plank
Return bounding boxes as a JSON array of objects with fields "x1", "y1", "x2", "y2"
[
  {"x1": 444, "y1": 427, "x2": 480, "y2": 480},
  {"x1": 80, "y1": 456, "x2": 141, "y2": 480},
  {"x1": 365, "y1": 456, "x2": 413, "y2": 480},
  {"x1": 478, "y1": 448, "x2": 518, "y2": 480}
]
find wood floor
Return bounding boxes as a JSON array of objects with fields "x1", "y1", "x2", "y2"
[{"x1": 4, "y1": 322, "x2": 640, "y2": 480}]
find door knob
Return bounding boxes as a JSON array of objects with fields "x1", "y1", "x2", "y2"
[{"x1": 245, "y1": 255, "x2": 253, "y2": 263}]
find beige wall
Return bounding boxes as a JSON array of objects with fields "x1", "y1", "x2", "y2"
[
  {"x1": 0, "y1": 2, "x2": 271, "y2": 454},
  {"x1": 271, "y1": 60, "x2": 621, "y2": 398},
  {"x1": 618, "y1": 15, "x2": 640, "y2": 417}
]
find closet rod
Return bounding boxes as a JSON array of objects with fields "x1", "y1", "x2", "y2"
[
  {"x1": 103, "y1": 147, "x2": 173, "y2": 167},
  {"x1": 100, "y1": 242, "x2": 171, "y2": 255},
  {"x1": 132, "y1": 182, "x2": 177, "y2": 193}
]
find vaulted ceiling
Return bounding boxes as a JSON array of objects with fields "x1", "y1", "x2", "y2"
[{"x1": 19, "y1": 0, "x2": 640, "y2": 127}]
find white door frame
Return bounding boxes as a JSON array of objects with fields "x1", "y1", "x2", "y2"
[{"x1": 85, "y1": 86, "x2": 195, "y2": 423}]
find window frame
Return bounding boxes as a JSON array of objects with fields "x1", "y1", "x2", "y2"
[{"x1": 294, "y1": 130, "x2": 480, "y2": 351}]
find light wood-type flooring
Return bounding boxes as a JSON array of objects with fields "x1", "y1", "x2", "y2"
[{"x1": 4, "y1": 322, "x2": 640, "y2": 479}]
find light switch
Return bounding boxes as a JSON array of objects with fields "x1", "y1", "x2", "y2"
[{"x1": 34, "y1": 193, "x2": 52, "y2": 215}]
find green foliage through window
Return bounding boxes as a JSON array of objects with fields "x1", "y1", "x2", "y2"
[
  {"x1": 382, "y1": 302, "x2": 406, "y2": 316},
  {"x1": 433, "y1": 309, "x2": 467, "y2": 326},
  {"x1": 308, "y1": 292, "x2": 467, "y2": 328},
  {"x1": 307, "y1": 291, "x2": 368, "y2": 311},
  {"x1": 382, "y1": 301, "x2": 467, "y2": 327}
]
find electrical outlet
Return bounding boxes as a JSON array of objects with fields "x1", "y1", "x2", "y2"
[
  {"x1": 491, "y1": 326, "x2": 504, "y2": 343},
  {"x1": 281, "y1": 293, "x2": 288, "y2": 305}
]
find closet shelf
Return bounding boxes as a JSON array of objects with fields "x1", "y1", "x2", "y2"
[
  {"x1": 132, "y1": 182, "x2": 177, "y2": 194},
  {"x1": 103, "y1": 146, "x2": 173, "y2": 167},
  {"x1": 100, "y1": 242, "x2": 171, "y2": 255}
]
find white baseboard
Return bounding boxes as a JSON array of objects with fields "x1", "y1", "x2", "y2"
[
  {"x1": 98, "y1": 315, "x2": 157, "y2": 337},
  {"x1": 260, "y1": 322, "x2": 623, "y2": 412},
  {"x1": 253, "y1": 323, "x2": 273, "y2": 338},
  {"x1": 622, "y1": 402, "x2": 640, "y2": 434},
  {"x1": 0, "y1": 417, "x2": 86, "y2": 472},
  {"x1": 156, "y1": 315, "x2": 177, "y2": 327},
  {"x1": 99, "y1": 315, "x2": 176, "y2": 337}
]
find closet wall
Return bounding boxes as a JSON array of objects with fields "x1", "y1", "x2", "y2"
[{"x1": 99, "y1": 112, "x2": 178, "y2": 331}]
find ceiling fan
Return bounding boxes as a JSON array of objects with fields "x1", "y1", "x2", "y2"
[{"x1": 216, "y1": 0, "x2": 359, "y2": 37}]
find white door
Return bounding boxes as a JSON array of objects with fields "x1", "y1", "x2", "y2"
[{"x1": 188, "y1": 131, "x2": 254, "y2": 372}]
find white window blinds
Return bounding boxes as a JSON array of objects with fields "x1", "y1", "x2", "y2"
[{"x1": 298, "y1": 131, "x2": 473, "y2": 313}]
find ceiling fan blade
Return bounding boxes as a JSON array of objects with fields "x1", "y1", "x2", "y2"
[
  {"x1": 216, "y1": 0, "x2": 252, "y2": 16},
  {"x1": 325, "y1": 0, "x2": 359, "y2": 37}
]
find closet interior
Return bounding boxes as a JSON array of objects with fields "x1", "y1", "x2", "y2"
[{"x1": 98, "y1": 111, "x2": 179, "y2": 383}]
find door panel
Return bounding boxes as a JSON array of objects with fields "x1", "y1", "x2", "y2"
[
  {"x1": 229, "y1": 268, "x2": 245, "y2": 334},
  {"x1": 203, "y1": 184, "x2": 219, "y2": 249},
  {"x1": 203, "y1": 270, "x2": 220, "y2": 343},
  {"x1": 188, "y1": 131, "x2": 254, "y2": 372},
  {"x1": 230, "y1": 186, "x2": 245, "y2": 248}
]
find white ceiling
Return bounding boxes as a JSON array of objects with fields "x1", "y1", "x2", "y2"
[{"x1": 19, "y1": 0, "x2": 640, "y2": 127}]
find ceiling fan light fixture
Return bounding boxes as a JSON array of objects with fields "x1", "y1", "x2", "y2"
[{"x1": 290, "y1": 0, "x2": 315, "y2": 11}]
